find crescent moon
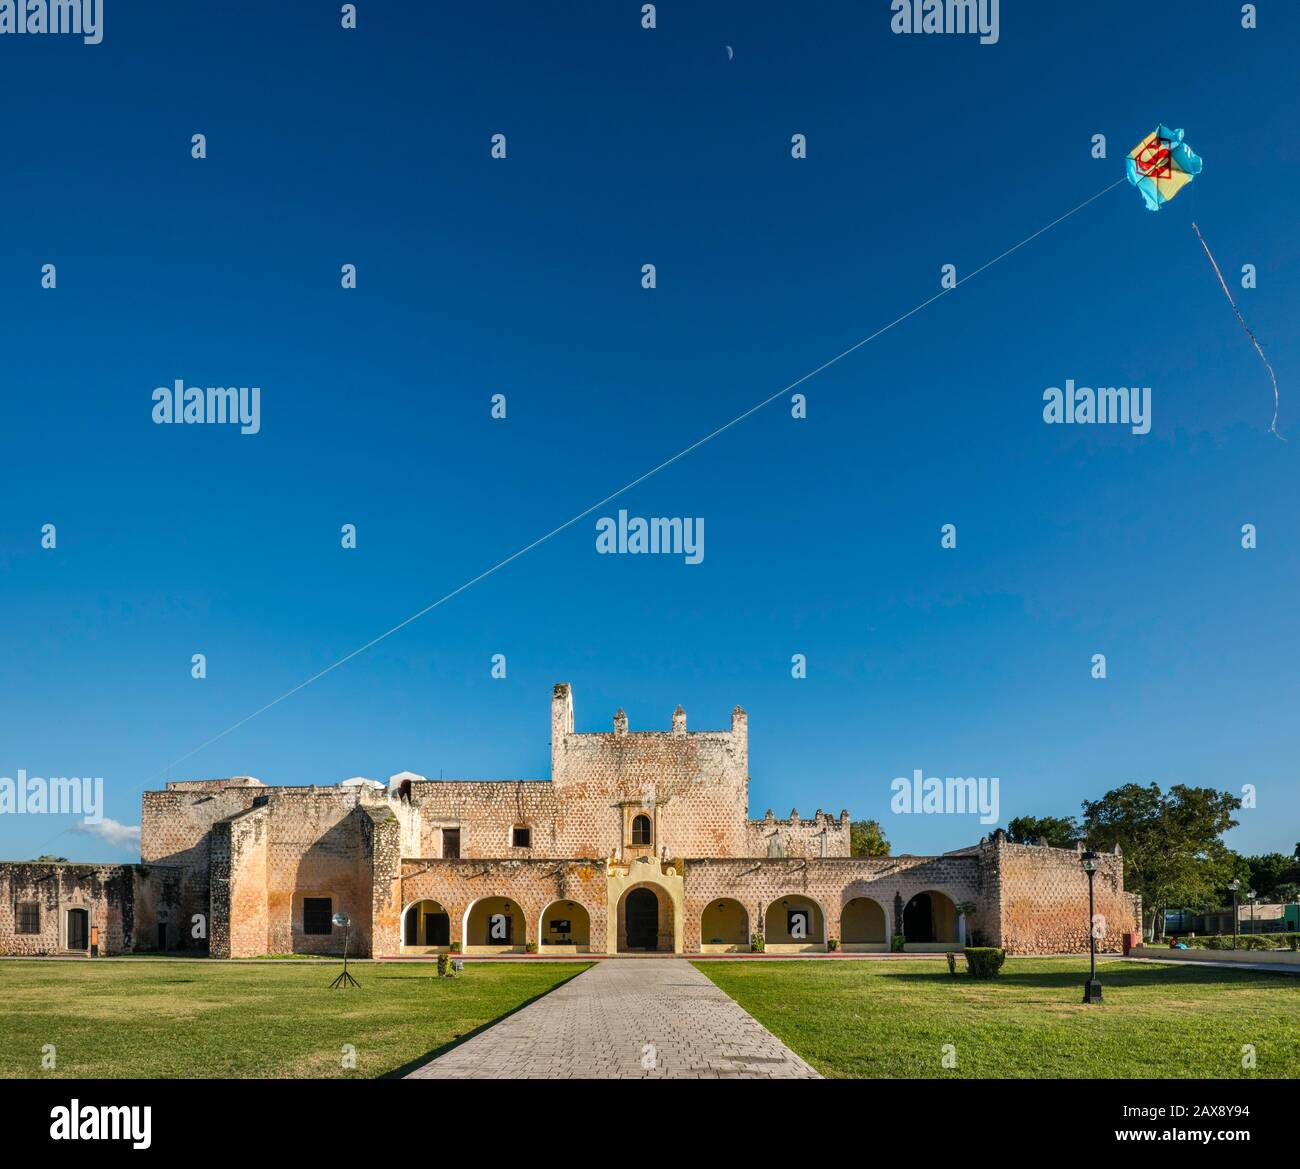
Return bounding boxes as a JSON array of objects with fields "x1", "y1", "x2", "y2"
[{"x1": 726, "y1": 45, "x2": 734, "y2": 60}]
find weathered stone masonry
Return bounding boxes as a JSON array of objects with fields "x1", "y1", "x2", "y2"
[{"x1": 0, "y1": 683, "x2": 1140, "y2": 957}]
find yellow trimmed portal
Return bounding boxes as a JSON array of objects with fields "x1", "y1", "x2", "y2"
[{"x1": 607, "y1": 857, "x2": 683, "y2": 953}]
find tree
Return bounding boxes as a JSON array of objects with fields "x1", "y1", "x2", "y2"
[
  {"x1": 1082, "y1": 783, "x2": 1241, "y2": 941},
  {"x1": 1006, "y1": 814, "x2": 1082, "y2": 849},
  {"x1": 1242, "y1": 853, "x2": 1300, "y2": 900},
  {"x1": 850, "y1": 819, "x2": 890, "y2": 857},
  {"x1": 34, "y1": 855, "x2": 69, "y2": 863}
]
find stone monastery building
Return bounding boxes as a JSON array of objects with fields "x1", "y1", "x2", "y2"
[{"x1": 0, "y1": 684, "x2": 1140, "y2": 958}]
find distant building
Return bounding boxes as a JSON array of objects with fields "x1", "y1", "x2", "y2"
[{"x1": 1167, "y1": 903, "x2": 1299, "y2": 936}]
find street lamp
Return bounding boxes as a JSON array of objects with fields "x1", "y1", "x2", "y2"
[
  {"x1": 1247, "y1": 890, "x2": 1257, "y2": 937},
  {"x1": 1081, "y1": 850, "x2": 1103, "y2": 1004},
  {"x1": 1228, "y1": 878, "x2": 1241, "y2": 950}
]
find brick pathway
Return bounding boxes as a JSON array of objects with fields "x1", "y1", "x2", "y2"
[{"x1": 406, "y1": 958, "x2": 820, "y2": 1079}]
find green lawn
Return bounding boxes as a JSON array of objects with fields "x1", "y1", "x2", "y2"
[
  {"x1": 694, "y1": 957, "x2": 1300, "y2": 1078},
  {"x1": 0, "y1": 960, "x2": 589, "y2": 1078}
]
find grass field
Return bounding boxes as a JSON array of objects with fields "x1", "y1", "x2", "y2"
[
  {"x1": 0, "y1": 960, "x2": 589, "y2": 1078},
  {"x1": 694, "y1": 957, "x2": 1300, "y2": 1078}
]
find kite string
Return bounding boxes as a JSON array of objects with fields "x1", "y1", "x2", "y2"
[{"x1": 1190, "y1": 221, "x2": 1283, "y2": 439}]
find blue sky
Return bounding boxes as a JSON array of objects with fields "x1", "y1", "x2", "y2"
[{"x1": 2, "y1": 0, "x2": 1297, "y2": 862}]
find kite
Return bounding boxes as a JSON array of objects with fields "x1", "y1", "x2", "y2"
[
  {"x1": 1126, "y1": 124, "x2": 1201, "y2": 211},
  {"x1": 1127, "y1": 125, "x2": 1281, "y2": 438}
]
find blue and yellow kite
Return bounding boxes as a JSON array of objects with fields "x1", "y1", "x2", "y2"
[
  {"x1": 1126, "y1": 124, "x2": 1202, "y2": 211},
  {"x1": 1126, "y1": 123, "x2": 1281, "y2": 436}
]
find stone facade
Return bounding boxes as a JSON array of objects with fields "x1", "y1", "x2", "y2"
[
  {"x1": 0, "y1": 684, "x2": 1141, "y2": 957},
  {"x1": 0, "y1": 861, "x2": 186, "y2": 956}
]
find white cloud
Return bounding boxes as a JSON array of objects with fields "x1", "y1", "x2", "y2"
[{"x1": 72, "y1": 817, "x2": 141, "y2": 852}]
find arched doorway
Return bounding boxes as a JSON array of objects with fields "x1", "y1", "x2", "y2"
[
  {"x1": 903, "y1": 893, "x2": 934, "y2": 941},
  {"x1": 464, "y1": 896, "x2": 526, "y2": 952},
  {"x1": 401, "y1": 899, "x2": 451, "y2": 951},
  {"x1": 763, "y1": 894, "x2": 826, "y2": 951},
  {"x1": 66, "y1": 907, "x2": 89, "y2": 951},
  {"x1": 625, "y1": 888, "x2": 658, "y2": 950},
  {"x1": 902, "y1": 891, "x2": 960, "y2": 949},
  {"x1": 700, "y1": 898, "x2": 748, "y2": 952},
  {"x1": 618, "y1": 885, "x2": 672, "y2": 952},
  {"x1": 539, "y1": 900, "x2": 591, "y2": 951},
  {"x1": 841, "y1": 897, "x2": 887, "y2": 951}
]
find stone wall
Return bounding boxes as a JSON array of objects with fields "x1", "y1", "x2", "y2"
[
  {"x1": 546, "y1": 683, "x2": 752, "y2": 858},
  {"x1": 400, "y1": 780, "x2": 559, "y2": 859},
  {"x1": 141, "y1": 779, "x2": 268, "y2": 947},
  {"x1": 398, "y1": 857, "x2": 608, "y2": 950},
  {"x1": 365, "y1": 804, "x2": 404, "y2": 958},
  {"x1": 0, "y1": 862, "x2": 183, "y2": 955},
  {"x1": 210, "y1": 806, "x2": 269, "y2": 959},
  {"x1": 990, "y1": 836, "x2": 1141, "y2": 954},
  {"x1": 681, "y1": 855, "x2": 987, "y2": 950}
]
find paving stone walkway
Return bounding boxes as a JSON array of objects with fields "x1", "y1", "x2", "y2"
[{"x1": 407, "y1": 958, "x2": 820, "y2": 1079}]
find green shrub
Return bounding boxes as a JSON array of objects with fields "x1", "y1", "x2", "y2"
[
  {"x1": 435, "y1": 952, "x2": 457, "y2": 978},
  {"x1": 525, "y1": 941, "x2": 537, "y2": 954},
  {"x1": 890, "y1": 934, "x2": 905, "y2": 953},
  {"x1": 750, "y1": 932, "x2": 765, "y2": 953},
  {"x1": 449, "y1": 940, "x2": 461, "y2": 953},
  {"x1": 827, "y1": 937, "x2": 839, "y2": 952},
  {"x1": 964, "y1": 947, "x2": 1006, "y2": 979},
  {"x1": 946, "y1": 951, "x2": 958, "y2": 975},
  {"x1": 1183, "y1": 932, "x2": 1297, "y2": 952}
]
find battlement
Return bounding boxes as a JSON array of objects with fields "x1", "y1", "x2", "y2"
[
  {"x1": 551, "y1": 682, "x2": 747, "y2": 778},
  {"x1": 747, "y1": 808, "x2": 852, "y2": 858}
]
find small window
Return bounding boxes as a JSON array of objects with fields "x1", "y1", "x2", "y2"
[
  {"x1": 512, "y1": 826, "x2": 531, "y2": 848},
  {"x1": 442, "y1": 828, "x2": 460, "y2": 859},
  {"x1": 303, "y1": 898, "x2": 333, "y2": 935},
  {"x1": 631, "y1": 814, "x2": 652, "y2": 846},
  {"x1": 16, "y1": 902, "x2": 40, "y2": 934}
]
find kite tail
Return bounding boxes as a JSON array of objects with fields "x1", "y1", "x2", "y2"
[{"x1": 1191, "y1": 221, "x2": 1283, "y2": 440}]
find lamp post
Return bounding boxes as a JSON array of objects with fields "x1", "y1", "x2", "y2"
[
  {"x1": 1081, "y1": 850, "x2": 1103, "y2": 1004},
  {"x1": 1247, "y1": 890, "x2": 1257, "y2": 937},
  {"x1": 1228, "y1": 878, "x2": 1241, "y2": 950}
]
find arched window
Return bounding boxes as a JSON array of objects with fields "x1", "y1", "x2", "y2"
[{"x1": 631, "y1": 814, "x2": 652, "y2": 846}]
